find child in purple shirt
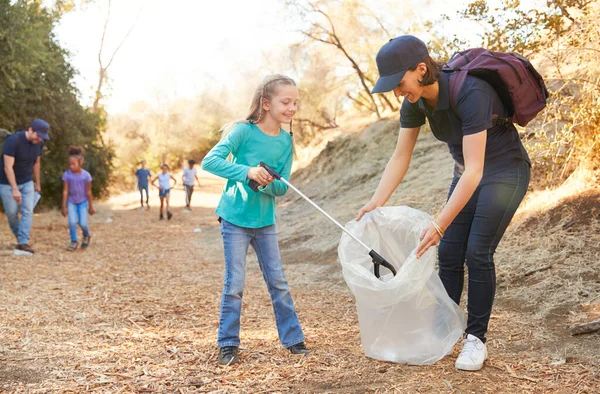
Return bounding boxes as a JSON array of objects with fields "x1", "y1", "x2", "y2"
[{"x1": 61, "y1": 146, "x2": 95, "y2": 251}]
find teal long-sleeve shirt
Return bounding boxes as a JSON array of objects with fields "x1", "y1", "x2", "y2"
[{"x1": 201, "y1": 122, "x2": 294, "y2": 228}]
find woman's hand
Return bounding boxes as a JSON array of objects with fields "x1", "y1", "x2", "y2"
[
  {"x1": 61, "y1": 206, "x2": 67, "y2": 217},
  {"x1": 248, "y1": 166, "x2": 273, "y2": 186},
  {"x1": 415, "y1": 222, "x2": 443, "y2": 259},
  {"x1": 356, "y1": 200, "x2": 381, "y2": 221}
]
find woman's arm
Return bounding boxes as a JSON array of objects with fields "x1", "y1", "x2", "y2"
[
  {"x1": 356, "y1": 126, "x2": 420, "y2": 220},
  {"x1": 415, "y1": 130, "x2": 486, "y2": 258}
]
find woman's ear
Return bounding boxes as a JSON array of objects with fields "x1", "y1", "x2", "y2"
[{"x1": 418, "y1": 62, "x2": 427, "y2": 76}]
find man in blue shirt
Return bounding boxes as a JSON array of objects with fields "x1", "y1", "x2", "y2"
[
  {"x1": 135, "y1": 159, "x2": 151, "y2": 210},
  {"x1": 0, "y1": 119, "x2": 50, "y2": 256}
]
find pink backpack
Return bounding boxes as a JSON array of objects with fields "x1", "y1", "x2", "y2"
[{"x1": 442, "y1": 48, "x2": 549, "y2": 127}]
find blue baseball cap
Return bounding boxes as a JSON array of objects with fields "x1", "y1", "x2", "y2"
[
  {"x1": 30, "y1": 119, "x2": 50, "y2": 140},
  {"x1": 371, "y1": 35, "x2": 429, "y2": 94}
]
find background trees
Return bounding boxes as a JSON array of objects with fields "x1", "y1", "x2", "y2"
[{"x1": 0, "y1": 0, "x2": 112, "y2": 208}]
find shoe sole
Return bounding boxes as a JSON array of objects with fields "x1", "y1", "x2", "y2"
[{"x1": 13, "y1": 250, "x2": 33, "y2": 256}]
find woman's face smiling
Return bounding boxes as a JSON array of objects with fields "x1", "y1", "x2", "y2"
[{"x1": 392, "y1": 64, "x2": 426, "y2": 103}]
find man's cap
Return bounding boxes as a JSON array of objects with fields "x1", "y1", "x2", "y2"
[
  {"x1": 30, "y1": 119, "x2": 50, "y2": 140},
  {"x1": 371, "y1": 35, "x2": 429, "y2": 94}
]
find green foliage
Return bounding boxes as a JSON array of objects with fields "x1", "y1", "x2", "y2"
[
  {"x1": 459, "y1": 0, "x2": 600, "y2": 187},
  {"x1": 0, "y1": 0, "x2": 113, "y2": 208}
]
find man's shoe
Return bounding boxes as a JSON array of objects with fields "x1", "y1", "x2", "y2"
[
  {"x1": 81, "y1": 236, "x2": 91, "y2": 249},
  {"x1": 288, "y1": 342, "x2": 310, "y2": 355},
  {"x1": 14, "y1": 244, "x2": 34, "y2": 256},
  {"x1": 218, "y1": 346, "x2": 239, "y2": 365},
  {"x1": 455, "y1": 334, "x2": 488, "y2": 371}
]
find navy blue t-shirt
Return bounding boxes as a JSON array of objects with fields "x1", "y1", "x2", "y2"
[
  {"x1": 0, "y1": 131, "x2": 44, "y2": 185},
  {"x1": 135, "y1": 168, "x2": 151, "y2": 188},
  {"x1": 400, "y1": 72, "x2": 530, "y2": 176}
]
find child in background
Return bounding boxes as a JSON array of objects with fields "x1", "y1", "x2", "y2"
[
  {"x1": 182, "y1": 159, "x2": 200, "y2": 211},
  {"x1": 202, "y1": 74, "x2": 308, "y2": 366},
  {"x1": 152, "y1": 164, "x2": 176, "y2": 220},
  {"x1": 61, "y1": 146, "x2": 95, "y2": 251},
  {"x1": 135, "y1": 159, "x2": 151, "y2": 210}
]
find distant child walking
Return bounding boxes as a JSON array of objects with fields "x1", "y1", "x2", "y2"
[
  {"x1": 61, "y1": 146, "x2": 94, "y2": 251},
  {"x1": 135, "y1": 159, "x2": 151, "y2": 210},
  {"x1": 202, "y1": 74, "x2": 308, "y2": 366},
  {"x1": 152, "y1": 164, "x2": 176, "y2": 220},
  {"x1": 182, "y1": 159, "x2": 200, "y2": 211}
]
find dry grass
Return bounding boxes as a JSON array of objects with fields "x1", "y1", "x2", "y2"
[{"x1": 1, "y1": 121, "x2": 599, "y2": 393}]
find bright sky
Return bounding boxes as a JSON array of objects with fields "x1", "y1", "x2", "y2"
[
  {"x1": 54, "y1": 0, "x2": 543, "y2": 114},
  {"x1": 55, "y1": 0, "x2": 295, "y2": 113}
]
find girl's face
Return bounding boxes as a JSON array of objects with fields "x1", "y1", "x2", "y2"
[
  {"x1": 161, "y1": 167, "x2": 168, "y2": 174},
  {"x1": 393, "y1": 64, "x2": 427, "y2": 103},
  {"x1": 69, "y1": 157, "x2": 82, "y2": 173},
  {"x1": 263, "y1": 84, "x2": 299, "y2": 124}
]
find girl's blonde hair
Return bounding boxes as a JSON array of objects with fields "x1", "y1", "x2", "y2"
[{"x1": 220, "y1": 74, "x2": 297, "y2": 157}]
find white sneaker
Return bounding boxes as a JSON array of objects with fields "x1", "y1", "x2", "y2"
[{"x1": 455, "y1": 334, "x2": 487, "y2": 371}]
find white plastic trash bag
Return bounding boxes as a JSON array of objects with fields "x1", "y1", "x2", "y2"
[{"x1": 338, "y1": 206, "x2": 466, "y2": 365}]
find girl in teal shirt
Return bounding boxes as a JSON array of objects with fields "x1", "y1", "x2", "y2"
[{"x1": 202, "y1": 74, "x2": 309, "y2": 365}]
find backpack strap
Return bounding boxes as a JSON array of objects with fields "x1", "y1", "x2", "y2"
[{"x1": 445, "y1": 69, "x2": 511, "y2": 127}]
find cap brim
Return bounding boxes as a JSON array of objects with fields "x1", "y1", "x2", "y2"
[
  {"x1": 371, "y1": 70, "x2": 406, "y2": 94},
  {"x1": 38, "y1": 132, "x2": 50, "y2": 140}
]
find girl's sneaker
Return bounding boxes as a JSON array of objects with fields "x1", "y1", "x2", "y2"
[
  {"x1": 159, "y1": 213, "x2": 164, "y2": 220},
  {"x1": 14, "y1": 244, "x2": 35, "y2": 256},
  {"x1": 67, "y1": 241, "x2": 78, "y2": 251},
  {"x1": 81, "y1": 236, "x2": 91, "y2": 248},
  {"x1": 288, "y1": 342, "x2": 310, "y2": 355},
  {"x1": 218, "y1": 346, "x2": 239, "y2": 365}
]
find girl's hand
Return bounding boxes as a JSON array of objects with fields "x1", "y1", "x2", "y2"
[
  {"x1": 356, "y1": 200, "x2": 380, "y2": 221},
  {"x1": 415, "y1": 222, "x2": 442, "y2": 259},
  {"x1": 248, "y1": 166, "x2": 273, "y2": 186},
  {"x1": 61, "y1": 207, "x2": 67, "y2": 217},
  {"x1": 89, "y1": 206, "x2": 96, "y2": 215}
]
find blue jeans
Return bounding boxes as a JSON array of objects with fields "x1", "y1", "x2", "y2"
[
  {"x1": 218, "y1": 219, "x2": 305, "y2": 348},
  {"x1": 68, "y1": 200, "x2": 90, "y2": 242},
  {"x1": 0, "y1": 181, "x2": 34, "y2": 244},
  {"x1": 438, "y1": 161, "x2": 530, "y2": 343},
  {"x1": 139, "y1": 185, "x2": 149, "y2": 206}
]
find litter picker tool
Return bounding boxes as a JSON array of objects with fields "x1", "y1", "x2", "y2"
[{"x1": 249, "y1": 162, "x2": 397, "y2": 279}]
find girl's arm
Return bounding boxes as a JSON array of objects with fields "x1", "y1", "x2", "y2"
[
  {"x1": 356, "y1": 126, "x2": 420, "y2": 220},
  {"x1": 195, "y1": 175, "x2": 200, "y2": 186},
  {"x1": 201, "y1": 125, "x2": 251, "y2": 183},
  {"x1": 87, "y1": 181, "x2": 95, "y2": 215},
  {"x1": 151, "y1": 176, "x2": 160, "y2": 189},
  {"x1": 258, "y1": 146, "x2": 294, "y2": 197},
  {"x1": 171, "y1": 175, "x2": 177, "y2": 187},
  {"x1": 61, "y1": 181, "x2": 68, "y2": 217}
]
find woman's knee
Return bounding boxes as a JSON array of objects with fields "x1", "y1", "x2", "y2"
[
  {"x1": 438, "y1": 240, "x2": 465, "y2": 270},
  {"x1": 465, "y1": 246, "x2": 495, "y2": 271}
]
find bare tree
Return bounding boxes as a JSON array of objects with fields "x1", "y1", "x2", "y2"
[
  {"x1": 92, "y1": 0, "x2": 143, "y2": 113},
  {"x1": 290, "y1": 0, "x2": 387, "y2": 117}
]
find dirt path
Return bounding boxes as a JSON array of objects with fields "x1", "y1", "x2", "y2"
[{"x1": 1, "y1": 154, "x2": 599, "y2": 392}]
